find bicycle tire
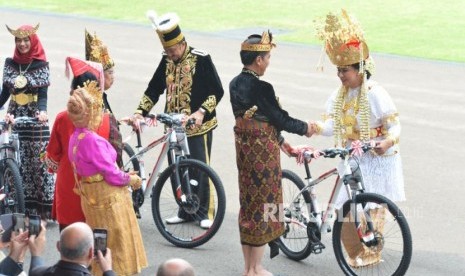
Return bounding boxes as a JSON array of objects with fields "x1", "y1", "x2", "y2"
[
  {"x1": 122, "y1": 143, "x2": 140, "y2": 174},
  {"x1": 151, "y1": 159, "x2": 225, "y2": 248},
  {"x1": 122, "y1": 143, "x2": 144, "y2": 210},
  {"x1": 332, "y1": 193, "x2": 412, "y2": 276},
  {"x1": 277, "y1": 169, "x2": 314, "y2": 261},
  {"x1": 0, "y1": 159, "x2": 25, "y2": 214}
]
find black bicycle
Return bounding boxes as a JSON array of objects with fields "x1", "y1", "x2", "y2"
[{"x1": 0, "y1": 117, "x2": 32, "y2": 214}]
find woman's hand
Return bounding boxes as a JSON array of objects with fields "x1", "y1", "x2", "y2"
[
  {"x1": 5, "y1": 113, "x2": 15, "y2": 124},
  {"x1": 129, "y1": 174, "x2": 142, "y2": 190},
  {"x1": 36, "y1": 110, "x2": 48, "y2": 122},
  {"x1": 131, "y1": 113, "x2": 145, "y2": 132},
  {"x1": 373, "y1": 139, "x2": 393, "y2": 155}
]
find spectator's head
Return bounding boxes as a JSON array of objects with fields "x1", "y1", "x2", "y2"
[
  {"x1": 157, "y1": 258, "x2": 195, "y2": 276},
  {"x1": 57, "y1": 222, "x2": 94, "y2": 266}
]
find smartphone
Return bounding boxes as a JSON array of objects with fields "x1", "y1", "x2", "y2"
[
  {"x1": 13, "y1": 213, "x2": 25, "y2": 233},
  {"x1": 93, "y1": 228, "x2": 107, "y2": 256},
  {"x1": 28, "y1": 214, "x2": 41, "y2": 236},
  {"x1": 0, "y1": 213, "x2": 13, "y2": 242}
]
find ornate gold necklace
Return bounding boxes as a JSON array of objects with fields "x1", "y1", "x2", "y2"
[{"x1": 14, "y1": 62, "x2": 32, "y2": 89}]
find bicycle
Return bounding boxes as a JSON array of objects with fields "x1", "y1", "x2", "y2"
[
  {"x1": 0, "y1": 117, "x2": 38, "y2": 214},
  {"x1": 120, "y1": 113, "x2": 226, "y2": 248},
  {"x1": 277, "y1": 142, "x2": 412, "y2": 276}
]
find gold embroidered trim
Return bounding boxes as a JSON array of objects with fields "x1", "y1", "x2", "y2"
[
  {"x1": 383, "y1": 112, "x2": 399, "y2": 125},
  {"x1": 243, "y1": 105, "x2": 258, "y2": 120},
  {"x1": 137, "y1": 94, "x2": 155, "y2": 113},
  {"x1": 165, "y1": 50, "x2": 197, "y2": 115},
  {"x1": 186, "y1": 117, "x2": 217, "y2": 136},
  {"x1": 202, "y1": 95, "x2": 217, "y2": 113}
]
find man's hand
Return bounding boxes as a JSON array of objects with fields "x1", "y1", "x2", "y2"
[
  {"x1": 28, "y1": 223, "x2": 46, "y2": 257},
  {"x1": 131, "y1": 113, "x2": 145, "y2": 132},
  {"x1": 9, "y1": 230, "x2": 29, "y2": 263},
  {"x1": 188, "y1": 110, "x2": 205, "y2": 128},
  {"x1": 96, "y1": 248, "x2": 113, "y2": 272}
]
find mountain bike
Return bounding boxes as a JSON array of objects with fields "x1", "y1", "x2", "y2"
[
  {"x1": 120, "y1": 113, "x2": 226, "y2": 248},
  {"x1": 0, "y1": 117, "x2": 35, "y2": 214},
  {"x1": 278, "y1": 143, "x2": 412, "y2": 276}
]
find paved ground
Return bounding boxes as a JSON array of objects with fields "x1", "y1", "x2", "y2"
[{"x1": 1, "y1": 7, "x2": 465, "y2": 276}]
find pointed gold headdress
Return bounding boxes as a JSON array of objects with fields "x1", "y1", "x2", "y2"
[
  {"x1": 315, "y1": 9, "x2": 368, "y2": 66},
  {"x1": 85, "y1": 29, "x2": 114, "y2": 70},
  {"x1": 241, "y1": 30, "x2": 276, "y2": 51},
  {"x1": 6, "y1": 23, "x2": 40, "y2": 38}
]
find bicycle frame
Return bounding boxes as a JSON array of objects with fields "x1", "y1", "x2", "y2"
[
  {"x1": 289, "y1": 154, "x2": 365, "y2": 234},
  {"x1": 122, "y1": 115, "x2": 191, "y2": 197}
]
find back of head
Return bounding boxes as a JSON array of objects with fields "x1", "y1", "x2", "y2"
[
  {"x1": 71, "y1": 72, "x2": 99, "y2": 90},
  {"x1": 59, "y1": 222, "x2": 93, "y2": 261},
  {"x1": 240, "y1": 30, "x2": 275, "y2": 66},
  {"x1": 157, "y1": 258, "x2": 195, "y2": 276},
  {"x1": 67, "y1": 88, "x2": 92, "y2": 128}
]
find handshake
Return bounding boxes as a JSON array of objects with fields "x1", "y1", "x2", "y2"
[{"x1": 305, "y1": 121, "x2": 321, "y2": 138}]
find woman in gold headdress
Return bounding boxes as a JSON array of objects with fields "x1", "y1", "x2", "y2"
[
  {"x1": 230, "y1": 31, "x2": 313, "y2": 276},
  {"x1": 67, "y1": 81, "x2": 147, "y2": 276},
  {"x1": 0, "y1": 23, "x2": 55, "y2": 219},
  {"x1": 311, "y1": 10, "x2": 405, "y2": 267}
]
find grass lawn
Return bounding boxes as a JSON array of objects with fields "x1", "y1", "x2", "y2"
[{"x1": 1, "y1": 0, "x2": 464, "y2": 63}]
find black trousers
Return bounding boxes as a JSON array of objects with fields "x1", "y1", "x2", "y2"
[{"x1": 170, "y1": 131, "x2": 213, "y2": 221}]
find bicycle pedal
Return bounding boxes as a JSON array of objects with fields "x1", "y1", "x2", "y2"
[{"x1": 311, "y1": 242, "x2": 325, "y2": 254}]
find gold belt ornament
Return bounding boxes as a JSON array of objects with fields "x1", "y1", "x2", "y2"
[
  {"x1": 82, "y1": 173, "x2": 104, "y2": 183},
  {"x1": 11, "y1": 93, "x2": 38, "y2": 105}
]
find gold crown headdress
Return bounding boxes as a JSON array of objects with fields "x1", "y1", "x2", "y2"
[
  {"x1": 81, "y1": 80, "x2": 103, "y2": 130},
  {"x1": 316, "y1": 10, "x2": 372, "y2": 146},
  {"x1": 6, "y1": 23, "x2": 40, "y2": 38},
  {"x1": 85, "y1": 29, "x2": 114, "y2": 70},
  {"x1": 241, "y1": 30, "x2": 276, "y2": 52},
  {"x1": 315, "y1": 9, "x2": 368, "y2": 67}
]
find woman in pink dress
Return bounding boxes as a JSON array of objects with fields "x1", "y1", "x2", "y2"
[{"x1": 67, "y1": 84, "x2": 147, "y2": 276}]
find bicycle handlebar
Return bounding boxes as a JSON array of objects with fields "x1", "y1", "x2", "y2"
[
  {"x1": 303, "y1": 143, "x2": 373, "y2": 160},
  {"x1": 155, "y1": 113, "x2": 195, "y2": 128}
]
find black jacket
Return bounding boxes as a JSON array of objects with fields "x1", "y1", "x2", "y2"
[
  {"x1": 30, "y1": 260, "x2": 115, "y2": 276},
  {"x1": 229, "y1": 69, "x2": 308, "y2": 136}
]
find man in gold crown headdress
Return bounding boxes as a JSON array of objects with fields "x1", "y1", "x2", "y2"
[
  {"x1": 230, "y1": 30, "x2": 313, "y2": 276},
  {"x1": 311, "y1": 9, "x2": 406, "y2": 268},
  {"x1": 132, "y1": 10, "x2": 224, "y2": 229}
]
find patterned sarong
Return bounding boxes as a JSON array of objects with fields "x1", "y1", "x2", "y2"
[{"x1": 234, "y1": 118, "x2": 285, "y2": 246}]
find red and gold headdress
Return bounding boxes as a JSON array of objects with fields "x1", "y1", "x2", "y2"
[
  {"x1": 241, "y1": 30, "x2": 276, "y2": 52},
  {"x1": 85, "y1": 29, "x2": 114, "y2": 70},
  {"x1": 315, "y1": 9, "x2": 368, "y2": 67},
  {"x1": 6, "y1": 23, "x2": 40, "y2": 38}
]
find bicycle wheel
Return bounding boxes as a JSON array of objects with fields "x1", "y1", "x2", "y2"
[
  {"x1": 277, "y1": 169, "x2": 314, "y2": 261},
  {"x1": 122, "y1": 143, "x2": 140, "y2": 174},
  {"x1": 151, "y1": 159, "x2": 225, "y2": 248},
  {"x1": 333, "y1": 193, "x2": 412, "y2": 276},
  {"x1": 0, "y1": 159, "x2": 25, "y2": 214}
]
